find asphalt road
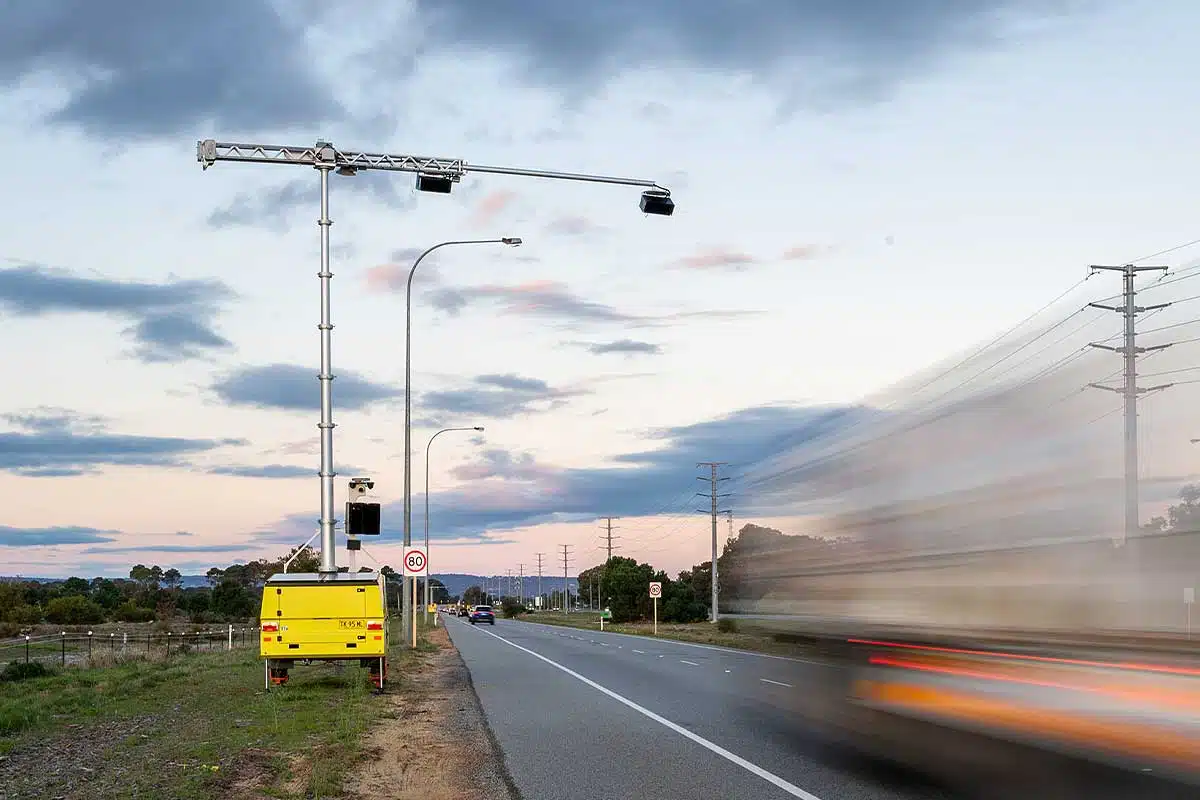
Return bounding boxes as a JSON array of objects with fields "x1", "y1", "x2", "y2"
[{"x1": 444, "y1": 615, "x2": 956, "y2": 800}]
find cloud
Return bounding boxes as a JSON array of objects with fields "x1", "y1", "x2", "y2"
[
  {"x1": 207, "y1": 464, "x2": 314, "y2": 479},
  {"x1": 782, "y1": 244, "x2": 827, "y2": 261},
  {"x1": 80, "y1": 543, "x2": 250, "y2": 555},
  {"x1": 545, "y1": 216, "x2": 606, "y2": 238},
  {"x1": 583, "y1": 339, "x2": 662, "y2": 356},
  {"x1": 211, "y1": 363, "x2": 400, "y2": 412},
  {"x1": 421, "y1": 373, "x2": 583, "y2": 422},
  {"x1": 674, "y1": 247, "x2": 757, "y2": 271},
  {"x1": 0, "y1": 408, "x2": 244, "y2": 477},
  {"x1": 0, "y1": 525, "x2": 118, "y2": 547},
  {"x1": 207, "y1": 172, "x2": 418, "y2": 230},
  {"x1": 0, "y1": 265, "x2": 233, "y2": 363},
  {"x1": 412, "y1": 1, "x2": 1080, "y2": 111},
  {"x1": 426, "y1": 279, "x2": 764, "y2": 328},
  {"x1": 0, "y1": 1, "x2": 341, "y2": 139},
  {"x1": 382, "y1": 404, "x2": 877, "y2": 537},
  {"x1": 206, "y1": 463, "x2": 367, "y2": 479},
  {"x1": 471, "y1": 189, "x2": 518, "y2": 226}
]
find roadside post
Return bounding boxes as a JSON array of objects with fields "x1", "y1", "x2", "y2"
[
  {"x1": 404, "y1": 546, "x2": 429, "y2": 648},
  {"x1": 649, "y1": 582, "x2": 662, "y2": 636},
  {"x1": 600, "y1": 607, "x2": 612, "y2": 631}
]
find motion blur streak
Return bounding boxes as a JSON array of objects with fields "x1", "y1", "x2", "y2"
[{"x1": 728, "y1": 264, "x2": 1200, "y2": 787}]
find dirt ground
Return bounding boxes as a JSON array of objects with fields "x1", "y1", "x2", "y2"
[{"x1": 342, "y1": 625, "x2": 518, "y2": 800}]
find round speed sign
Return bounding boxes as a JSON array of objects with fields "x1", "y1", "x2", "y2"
[
  {"x1": 404, "y1": 547, "x2": 428, "y2": 576},
  {"x1": 649, "y1": 581, "x2": 662, "y2": 598}
]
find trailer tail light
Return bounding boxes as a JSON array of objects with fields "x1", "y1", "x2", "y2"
[
  {"x1": 262, "y1": 622, "x2": 279, "y2": 633},
  {"x1": 367, "y1": 621, "x2": 383, "y2": 631}
]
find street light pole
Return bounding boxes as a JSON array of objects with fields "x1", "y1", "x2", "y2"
[
  {"x1": 402, "y1": 239, "x2": 518, "y2": 642},
  {"x1": 423, "y1": 426, "x2": 484, "y2": 625}
]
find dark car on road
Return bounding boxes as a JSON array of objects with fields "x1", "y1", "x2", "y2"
[{"x1": 469, "y1": 605, "x2": 495, "y2": 625}]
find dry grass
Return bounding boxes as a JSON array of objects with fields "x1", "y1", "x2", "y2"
[{"x1": 343, "y1": 624, "x2": 515, "y2": 800}]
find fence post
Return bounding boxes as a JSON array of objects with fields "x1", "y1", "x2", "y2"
[
  {"x1": 87, "y1": 631, "x2": 93, "y2": 658},
  {"x1": 25, "y1": 635, "x2": 29, "y2": 664},
  {"x1": 228, "y1": 624, "x2": 233, "y2": 651},
  {"x1": 110, "y1": 633, "x2": 115, "y2": 652},
  {"x1": 61, "y1": 631, "x2": 66, "y2": 666},
  {"x1": 166, "y1": 632, "x2": 171, "y2": 657}
]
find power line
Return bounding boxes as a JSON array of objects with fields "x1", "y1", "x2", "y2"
[
  {"x1": 535, "y1": 553, "x2": 545, "y2": 606},
  {"x1": 599, "y1": 517, "x2": 621, "y2": 561},
  {"x1": 1085, "y1": 262, "x2": 1175, "y2": 546},
  {"x1": 696, "y1": 462, "x2": 731, "y2": 623},
  {"x1": 560, "y1": 544, "x2": 573, "y2": 615}
]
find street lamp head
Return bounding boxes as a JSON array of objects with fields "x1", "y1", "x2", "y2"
[
  {"x1": 336, "y1": 166, "x2": 358, "y2": 177},
  {"x1": 473, "y1": 426, "x2": 485, "y2": 431},
  {"x1": 639, "y1": 189, "x2": 675, "y2": 216},
  {"x1": 501, "y1": 237, "x2": 522, "y2": 246}
]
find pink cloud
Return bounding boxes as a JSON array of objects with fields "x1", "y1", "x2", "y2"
[
  {"x1": 781, "y1": 244, "x2": 827, "y2": 261},
  {"x1": 472, "y1": 189, "x2": 518, "y2": 226},
  {"x1": 364, "y1": 264, "x2": 407, "y2": 292},
  {"x1": 675, "y1": 247, "x2": 757, "y2": 270}
]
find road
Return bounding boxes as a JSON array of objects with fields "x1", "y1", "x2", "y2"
[
  {"x1": 445, "y1": 615, "x2": 955, "y2": 800},
  {"x1": 444, "y1": 616, "x2": 1194, "y2": 800}
]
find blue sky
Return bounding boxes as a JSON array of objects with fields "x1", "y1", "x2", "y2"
[{"x1": 2, "y1": 1, "x2": 1199, "y2": 578}]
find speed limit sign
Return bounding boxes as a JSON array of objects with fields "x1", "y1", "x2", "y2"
[
  {"x1": 649, "y1": 581, "x2": 662, "y2": 598},
  {"x1": 403, "y1": 546, "x2": 428, "y2": 577}
]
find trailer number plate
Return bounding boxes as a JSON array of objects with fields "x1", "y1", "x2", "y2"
[{"x1": 338, "y1": 620, "x2": 366, "y2": 629}]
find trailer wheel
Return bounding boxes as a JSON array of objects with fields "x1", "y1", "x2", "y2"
[{"x1": 268, "y1": 664, "x2": 290, "y2": 687}]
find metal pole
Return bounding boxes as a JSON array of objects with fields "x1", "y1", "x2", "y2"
[
  {"x1": 404, "y1": 241, "x2": 511, "y2": 642},
  {"x1": 317, "y1": 164, "x2": 338, "y2": 574},
  {"x1": 1122, "y1": 263, "x2": 1139, "y2": 545},
  {"x1": 711, "y1": 464, "x2": 719, "y2": 623},
  {"x1": 411, "y1": 578, "x2": 418, "y2": 649},
  {"x1": 422, "y1": 426, "x2": 479, "y2": 621},
  {"x1": 654, "y1": 596, "x2": 658, "y2": 636}
]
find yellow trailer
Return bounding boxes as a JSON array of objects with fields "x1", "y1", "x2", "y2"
[{"x1": 259, "y1": 571, "x2": 389, "y2": 690}]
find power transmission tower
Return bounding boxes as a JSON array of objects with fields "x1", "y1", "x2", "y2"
[
  {"x1": 518, "y1": 563, "x2": 525, "y2": 605},
  {"x1": 506, "y1": 569, "x2": 514, "y2": 601},
  {"x1": 535, "y1": 553, "x2": 545, "y2": 607},
  {"x1": 599, "y1": 517, "x2": 621, "y2": 561},
  {"x1": 697, "y1": 462, "x2": 731, "y2": 623},
  {"x1": 1086, "y1": 263, "x2": 1175, "y2": 546},
  {"x1": 560, "y1": 544, "x2": 573, "y2": 614}
]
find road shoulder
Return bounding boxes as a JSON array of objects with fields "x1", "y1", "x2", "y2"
[{"x1": 343, "y1": 623, "x2": 518, "y2": 800}]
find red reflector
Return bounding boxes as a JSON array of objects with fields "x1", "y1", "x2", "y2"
[
  {"x1": 262, "y1": 623, "x2": 278, "y2": 632},
  {"x1": 367, "y1": 621, "x2": 383, "y2": 631}
]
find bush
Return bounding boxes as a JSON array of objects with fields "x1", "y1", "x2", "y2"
[
  {"x1": 0, "y1": 661, "x2": 55, "y2": 682},
  {"x1": 716, "y1": 618, "x2": 737, "y2": 634},
  {"x1": 115, "y1": 602, "x2": 155, "y2": 623},
  {"x1": 3, "y1": 604, "x2": 43, "y2": 626},
  {"x1": 499, "y1": 598, "x2": 525, "y2": 619},
  {"x1": 44, "y1": 596, "x2": 105, "y2": 625},
  {"x1": 0, "y1": 622, "x2": 20, "y2": 638}
]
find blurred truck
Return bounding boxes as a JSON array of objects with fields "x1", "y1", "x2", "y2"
[{"x1": 737, "y1": 385, "x2": 1200, "y2": 790}]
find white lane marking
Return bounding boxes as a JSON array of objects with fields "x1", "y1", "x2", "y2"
[
  {"x1": 632, "y1": 649, "x2": 645, "y2": 654},
  {"x1": 473, "y1": 625, "x2": 824, "y2": 800},
  {"x1": 760, "y1": 678, "x2": 793, "y2": 688},
  {"x1": 680, "y1": 659, "x2": 700, "y2": 666},
  {"x1": 725, "y1": 669, "x2": 732, "y2": 673},
  {"x1": 514, "y1": 619, "x2": 817, "y2": 663},
  {"x1": 599, "y1": 643, "x2": 610, "y2": 647}
]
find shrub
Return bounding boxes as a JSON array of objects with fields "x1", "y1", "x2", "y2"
[
  {"x1": 499, "y1": 598, "x2": 525, "y2": 619},
  {"x1": 44, "y1": 596, "x2": 105, "y2": 625},
  {"x1": 716, "y1": 618, "x2": 737, "y2": 634},
  {"x1": 0, "y1": 622, "x2": 20, "y2": 638},
  {"x1": 115, "y1": 602, "x2": 155, "y2": 623},
  {"x1": 0, "y1": 661, "x2": 55, "y2": 682},
  {"x1": 3, "y1": 604, "x2": 43, "y2": 626}
]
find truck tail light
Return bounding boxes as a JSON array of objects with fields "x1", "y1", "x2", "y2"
[
  {"x1": 367, "y1": 621, "x2": 383, "y2": 631},
  {"x1": 262, "y1": 622, "x2": 279, "y2": 633}
]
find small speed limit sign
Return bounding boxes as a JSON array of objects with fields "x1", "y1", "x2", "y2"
[
  {"x1": 649, "y1": 581, "x2": 662, "y2": 598},
  {"x1": 403, "y1": 546, "x2": 428, "y2": 577}
]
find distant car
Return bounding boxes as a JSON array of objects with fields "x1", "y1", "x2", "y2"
[{"x1": 469, "y1": 605, "x2": 495, "y2": 625}]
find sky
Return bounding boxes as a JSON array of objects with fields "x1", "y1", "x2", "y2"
[{"x1": 2, "y1": 0, "x2": 1200, "y2": 580}]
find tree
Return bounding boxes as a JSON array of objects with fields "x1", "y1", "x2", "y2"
[
  {"x1": 206, "y1": 567, "x2": 224, "y2": 587},
  {"x1": 90, "y1": 578, "x2": 122, "y2": 610},
  {"x1": 462, "y1": 585, "x2": 486, "y2": 606},
  {"x1": 163, "y1": 568, "x2": 182, "y2": 590},
  {"x1": 1146, "y1": 485, "x2": 1200, "y2": 533},
  {"x1": 44, "y1": 595, "x2": 105, "y2": 625}
]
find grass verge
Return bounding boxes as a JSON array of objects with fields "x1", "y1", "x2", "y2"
[
  {"x1": 0, "y1": 620, "x2": 435, "y2": 799},
  {"x1": 512, "y1": 611, "x2": 818, "y2": 658}
]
